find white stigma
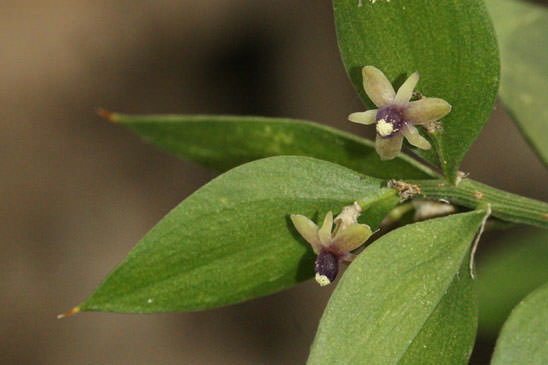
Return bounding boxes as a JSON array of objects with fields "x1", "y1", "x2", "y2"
[
  {"x1": 376, "y1": 118, "x2": 394, "y2": 137},
  {"x1": 315, "y1": 273, "x2": 331, "y2": 286}
]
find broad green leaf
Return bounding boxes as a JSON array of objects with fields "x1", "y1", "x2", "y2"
[
  {"x1": 492, "y1": 282, "x2": 548, "y2": 364},
  {"x1": 333, "y1": 0, "x2": 499, "y2": 182},
  {"x1": 398, "y1": 260, "x2": 477, "y2": 365},
  {"x1": 477, "y1": 229, "x2": 548, "y2": 337},
  {"x1": 308, "y1": 211, "x2": 486, "y2": 364},
  {"x1": 79, "y1": 156, "x2": 399, "y2": 313},
  {"x1": 485, "y1": 0, "x2": 548, "y2": 167},
  {"x1": 108, "y1": 113, "x2": 436, "y2": 179}
]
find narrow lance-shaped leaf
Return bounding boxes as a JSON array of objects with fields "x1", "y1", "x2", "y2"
[
  {"x1": 104, "y1": 112, "x2": 437, "y2": 180},
  {"x1": 485, "y1": 0, "x2": 548, "y2": 167},
  {"x1": 308, "y1": 211, "x2": 487, "y2": 364},
  {"x1": 492, "y1": 282, "x2": 548, "y2": 364},
  {"x1": 477, "y1": 229, "x2": 548, "y2": 337},
  {"x1": 333, "y1": 0, "x2": 499, "y2": 182},
  {"x1": 78, "y1": 156, "x2": 399, "y2": 313}
]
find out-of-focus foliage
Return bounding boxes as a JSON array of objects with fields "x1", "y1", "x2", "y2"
[{"x1": 485, "y1": 0, "x2": 548, "y2": 166}]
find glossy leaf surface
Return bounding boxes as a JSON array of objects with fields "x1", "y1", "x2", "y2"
[
  {"x1": 80, "y1": 156, "x2": 398, "y2": 312},
  {"x1": 333, "y1": 0, "x2": 499, "y2": 182},
  {"x1": 110, "y1": 113, "x2": 436, "y2": 179},
  {"x1": 486, "y1": 0, "x2": 548, "y2": 166},
  {"x1": 308, "y1": 211, "x2": 486, "y2": 364}
]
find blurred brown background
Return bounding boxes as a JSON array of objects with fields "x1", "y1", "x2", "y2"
[{"x1": 2, "y1": 1, "x2": 547, "y2": 364}]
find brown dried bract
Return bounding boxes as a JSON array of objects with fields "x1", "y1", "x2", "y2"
[
  {"x1": 412, "y1": 91, "x2": 424, "y2": 100},
  {"x1": 387, "y1": 179, "x2": 423, "y2": 202},
  {"x1": 425, "y1": 120, "x2": 442, "y2": 135},
  {"x1": 455, "y1": 171, "x2": 470, "y2": 186},
  {"x1": 474, "y1": 191, "x2": 484, "y2": 200}
]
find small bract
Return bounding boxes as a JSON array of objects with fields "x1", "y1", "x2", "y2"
[
  {"x1": 290, "y1": 205, "x2": 372, "y2": 286},
  {"x1": 348, "y1": 66, "x2": 452, "y2": 160}
]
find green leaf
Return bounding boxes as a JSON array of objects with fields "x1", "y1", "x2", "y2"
[
  {"x1": 79, "y1": 156, "x2": 399, "y2": 313},
  {"x1": 108, "y1": 113, "x2": 436, "y2": 180},
  {"x1": 333, "y1": 0, "x2": 500, "y2": 182},
  {"x1": 485, "y1": 0, "x2": 548, "y2": 167},
  {"x1": 398, "y1": 260, "x2": 477, "y2": 365},
  {"x1": 477, "y1": 229, "x2": 548, "y2": 337},
  {"x1": 492, "y1": 282, "x2": 548, "y2": 364},
  {"x1": 308, "y1": 211, "x2": 486, "y2": 364}
]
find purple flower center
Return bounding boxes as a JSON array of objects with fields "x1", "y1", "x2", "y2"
[
  {"x1": 375, "y1": 105, "x2": 405, "y2": 138},
  {"x1": 315, "y1": 250, "x2": 339, "y2": 283}
]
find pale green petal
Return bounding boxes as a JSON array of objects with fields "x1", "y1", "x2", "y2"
[
  {"x1": 401, "y1": 124, "x2": 432, "y2": 150},
  {"x1": 290, "y1": 214, "x2": 321, "y2": 253},
  {"x1": 375, "y1": 133, "x2": 404, "y2": 160},
  {"x1": 394, "y1": 72, "x2": 419, "y2": 106},
  {"x1": 403, "y1": 97, "x2": 452, "y2": 125},
  {"x1": 362, "y1": 66, "x2": 396, "y2": 108},
  {"x1": 332, "y1": 224, "x2": 372, "y2": 253},
  {"x1": 348, "y1": 110, "x2": 377, "y2": 125},
  {"x1": 318, "y1": 211, "x2": 333, "y2": 247}
]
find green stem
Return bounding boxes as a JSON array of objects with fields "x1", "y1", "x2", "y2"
[{"x1": 409, "y1": 179, "x2": 548, "y2": 229}]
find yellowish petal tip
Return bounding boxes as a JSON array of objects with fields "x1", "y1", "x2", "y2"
[
  {"x1": 57, "y1": 306, "x2": 81, "y2": 319},
  {"x1": 362, "y1": 65, "x2": 381, "y2": 78},
  {"x1": 96, "y1": 108, "x2": 118, "y2": 122}
]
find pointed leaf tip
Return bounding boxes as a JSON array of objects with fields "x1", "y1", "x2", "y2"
[
  {"x1": 57, "y1": 306, "x2": 81, "y2": 319},
  {"x1": 96, "y1": 108, "x2": 117, "y2": 121}
]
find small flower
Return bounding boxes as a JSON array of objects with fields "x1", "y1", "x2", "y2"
[
  {"x1": 290, "y1": 206, "x2": 372, "y2": 286},
  {"x1": 348, "y1": 66, "x2": 452, "y2": 160}
]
